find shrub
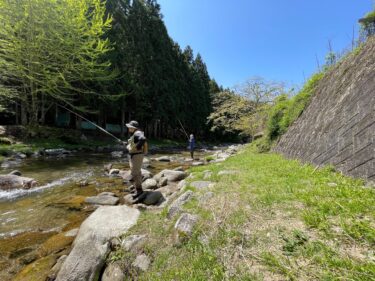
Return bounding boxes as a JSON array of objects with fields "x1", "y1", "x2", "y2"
[{"x1": 266, "y1": 72, "x2": 324, "y2": 141}]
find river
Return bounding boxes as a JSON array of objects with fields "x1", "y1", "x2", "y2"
[{"x1": 0, "y1": 149, "x2": 208, "y2": 280}]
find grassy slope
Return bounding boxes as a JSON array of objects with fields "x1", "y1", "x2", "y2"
[{"x1": 118, "y1": 145, "x2": 375, "y2": 281}]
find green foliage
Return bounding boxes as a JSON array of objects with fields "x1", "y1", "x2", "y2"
[
  {"x1": 266, "y1": 72, "x2": 324, "y2": 141},
  {"x1": 282, "y1": 230, "x2": 309, "y2": 256},
  {"x1": 359, "y1": 10, "x2": 375, "y2": 37},
  {"x1": 207, "y1": 90, "x2": 254, "y2": 140},
  {"x1": 0, "y1": 0, "x2": 113, "y2": 125}
]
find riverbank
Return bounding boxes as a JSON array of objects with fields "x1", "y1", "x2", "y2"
[
  {"x1": 107, "y1": 144, "x2": 374, "y2": 280},
  {"x1": 0, "y1": 145, "x2": 234, "y2": 280},
  {"x1": 0, "y1": 125, "x2": 200, "y2": 167}
]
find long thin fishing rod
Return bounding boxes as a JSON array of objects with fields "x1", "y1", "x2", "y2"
[
  {"x1": 57, "y1": 104, "x2": 122, "y2": 143},
  {"x1": 177, "y1": 119, "x2": 189, "y2": 140}
]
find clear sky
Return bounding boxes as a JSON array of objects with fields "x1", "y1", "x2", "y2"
[{"x1": 157, "y1": 0, "x2": 373, "y2": 89}]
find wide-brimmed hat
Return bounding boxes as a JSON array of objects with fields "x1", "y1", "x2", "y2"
[{"x1": 126, "y1": 120, "x2": 139, "y2": 129}]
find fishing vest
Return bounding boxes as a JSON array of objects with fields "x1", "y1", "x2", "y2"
[{"x1": 127, "y1": 134, "x2": 143, "y2": 154}]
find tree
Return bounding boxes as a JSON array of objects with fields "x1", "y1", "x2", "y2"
[
  {"x1": 0, "y1": 0, "x2": 113, "y2": 125},
  {"x1": 359, "y1": 9, "x2": 375, "y2": 38},
  {"x1": 234, "y1": 76, "x2": 285, "y2": 107},
  {"x1": 207, "y1": 90, "x2": 254, "y2": 140}
]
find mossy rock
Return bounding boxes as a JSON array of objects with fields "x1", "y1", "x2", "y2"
[
  {"x1": 48, "y1": 196, "x2": 86, "y2": 211},
  {"x1": 13, "y1": 255, "x2": 57, "y2": 281},
  {"x1": 37, "y1": 232, "x2": 75, "y2": 257},
  {"x1": 0, "y1": 232, "x2": 55, "y2": 257}
]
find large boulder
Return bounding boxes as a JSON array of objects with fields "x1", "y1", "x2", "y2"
[
  {"x1": 55, "y1": 205, "x2": 140, "y2": 281},
  {"x1": 0, "y1": 174, "x2": 37, "y2": 190},
  {"x1": 154, "y1": 169, "x2": 187, "y2": 183}
]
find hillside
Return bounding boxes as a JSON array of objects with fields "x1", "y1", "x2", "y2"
[{"x1": 274, "y1": 37, "x2": 375, "y2": 181}]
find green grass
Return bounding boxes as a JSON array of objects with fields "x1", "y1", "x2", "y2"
[{"x1": 117, "y1": 145, "x2": 375, "y2": 280}]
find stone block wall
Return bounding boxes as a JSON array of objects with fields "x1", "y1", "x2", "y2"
[{"x1": 274, "y1": 38, "x2": 375, "y2": 181}]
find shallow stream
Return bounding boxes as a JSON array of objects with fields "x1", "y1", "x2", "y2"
[{"x1": 0, "y1": 149, "x2": 208, "y2": 280}]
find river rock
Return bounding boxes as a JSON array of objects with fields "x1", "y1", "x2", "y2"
[
  {"x1": 120, "y1": 169, "x2": 152, "y2": 182},
  {"x1": 121, "y1": 234, "x2": 147, "y2": 252},
  {"x1": 142, "y1": 157, "x2": 151, "y2": 168},
  {"x1": 55, "y1": 205, "x2": 140, "y2": 281},
  {"x1": 0, "y1": 174, "x2": 37, "y2": 190},
  {"x1": 48, "y1": 255, "x2": 67, "y2": 281},
  {"x1": 102, "y1": 262, "x2": 125, "y2": 281},
  {"x1": 199, "y1": 192, "x2": 214, "y2": 203},
  {"x1": 142, "y1": 178, "x2": 158, "y2": 190},
  {"x1": 159, "y1": 177, "x2": 168, "y2": 187},
  {"x1": 104, "y1": 163, "x2": 113, "y2": 173},
  {"x1": 173, "y1": 166, "x2": 184, "y2": 172},
  {"x1": 109, "y1": 169, "x2": 120, "y2": 175},
  {"x1": 177, "y1": 180, "x2": 187, "y2": 190},
  {"x1": 1, "y1": 158, "x2": 22, "y2": 168},
  {"x1": 155, "y1": 156, "x2": 171, "y2": 162},
  {"x1": 192, "y1": 161, "x2": 204, "y2": 166},
  {"x1": 132, "y1": 254, "x2": 150, "y2": 272},
  {"x1": 190, "y1": 181, "x2": 214, "y2": 190},
  {"x1": 167, "y1": 191, "x2": 194, "y2": 219},
  {"x1": 64, "y1": 228, "x2": 79, "y2": 237},
  {"x1": 203, "y1": 171, "x2": 212, "y2": 180},
  {"x1": 217, "y1": 170, "x2": 238, "y2": 176},
  {"x1": 84, "y1": 194, "x2": 119, "y2": 206},
  {"x1": 137, "y1": 191, "x2": 164, "y2": 206},
  {"x1": 44, "y1": 148, "x2": 70, "y2": 156},
  {"x1": 8, "y1": 170, "x2": 22, "y2": 176},
  {"x1": 154, "y1": 170, "x2": 187, "y2": 183},
  {"x1": 15, "y1": 152, "x2": 27, "y2": 159},
  {"x1": 174, "y1": 213, "x2": 198, "y2": 240},
  {"x1": 111, "y1": 151, "x2": 123, "y2": 158},
  {"x1": 216, "y1": 152, "x2": 230, "y2": 160}
]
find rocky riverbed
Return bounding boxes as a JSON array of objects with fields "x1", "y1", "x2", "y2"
[{"x1": 0, "y1": 144, "x2": 243, "y2": 280}]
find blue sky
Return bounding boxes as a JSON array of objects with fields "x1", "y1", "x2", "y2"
[{"x1": 158, "y1": 0, "x2": 373, "y2": 89}]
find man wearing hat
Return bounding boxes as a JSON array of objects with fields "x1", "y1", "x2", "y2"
[{"x1": 125, "y1": 120, "x2": 147, "y2": 198}]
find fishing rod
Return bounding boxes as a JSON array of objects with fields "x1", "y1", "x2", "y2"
[
  {"x1": 57, "y1": 104, "x2": 123, "y2": 143},
  {"x1": 177, "y1": 119, "x2": 189, "y2": 140}
]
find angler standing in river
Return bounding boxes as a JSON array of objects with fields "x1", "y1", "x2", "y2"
[
  {"x1": 188, "y1": 134, "x2": 195, "y2": 160},
  {"x1": 125, "y1": 121, "x2": 147, "y2": 199}
]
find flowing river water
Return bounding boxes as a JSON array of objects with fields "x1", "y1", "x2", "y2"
[{"x1": 0, "y1": 149, "x2": 209, "y2": 280}]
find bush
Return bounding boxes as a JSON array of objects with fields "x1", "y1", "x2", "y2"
[
  {"x1": 266, "y1": 72, "x2": 324, "y2": 141},
  {"x1": 253, "y1": 137, "x2": 272, "y2": 153},
  {"x1": 359, "y1": 10, "x2": 375, "y2": 37}
]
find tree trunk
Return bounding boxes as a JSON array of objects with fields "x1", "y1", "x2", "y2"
[
  {"x1": 40, "y1": 94, "x2": 45, "y2": 125},
  {"x1": 21, "y1": 100, "x2": 28, "y2": 125},
  {"x1": 120, "y1": 100, "x2": 125, "y2": 138},
  {"x1": 15, "y1": 103, "x2": 19, "y2": 125}
]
